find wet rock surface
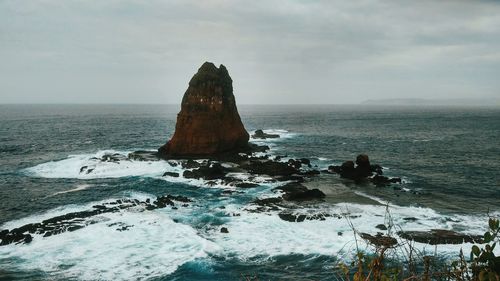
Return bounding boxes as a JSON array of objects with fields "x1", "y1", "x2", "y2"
[
  {"x1": 252, "y1": 129, "x2": 280, "y2": 139},
  {"x1": 398, "y1": 229, "x2": 484, "y2": 245},
  {"x1": 361, "y1": 233, "x2": 398, "y2": 248},
  {"x1": 127, "y1": 151, "x2": 161, "y2": 161},
  {"x1": 328, "y1": 154, "x2": 401, "y2": 185},
  {"x1": 241, "y1": 160, "x2": 300, "y2": 177},
  {"x1": 278, "y1": 212, "x2": 341, "y2": 223},
  {"x1": 183, "y1": 162, "x2": 228, "y2": 180},
  {"x1": 275, "y1": 182, "x2": 325, "y2": 202}
]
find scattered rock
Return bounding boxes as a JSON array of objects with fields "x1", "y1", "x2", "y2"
[
  {"x1": 234, "y1": 182, "x2": 259, "y2": 188},
  {"x1": 279, "y1": 213, "x2": 307, "y2": 222},
  {"x1": 182, "y1": 159, "x2": 204, "y2": 169},
  {"x1": 242, "y1": 160, "x2": 299, "y2": 177},
  {"x1": 252, "y1": 129, "x2": 280, "y2": 139},
  {"x1": 101, "y1": 153, "x2": 127, "y2": 163},
  {"x1": 398, "y1": 229, "x2": 483, "y2": 245},
  {"x1": 163, "y1": 171, "x2": 180, "y2": 177},
  {"x1": 371, "y1": 175, "x2": 402, "y2": 186},
  {"x1": 275, "y1": 182, "x2": 325, "y2": 201},
  {"x1": 220, "y1": 227, "x2": 229, "y2": 233},
  {"x1": 376, "y1": 224, "x2": 388, "y2": 230},
  {"x1": 127, "y1": 151, "x2": 160, "y2": 161},
  {"x1": 301, "y1": 170, "x2": 320, "y2": 177},
  {"x1": 183, "y1": 162, "x2": 228, "y2": 180},
  {"x1": 361, "y1": 233, "x2": 398, "y2": 248},
  {"x1": 328, "y1": 154, "x2": 400, "y2": 186}
]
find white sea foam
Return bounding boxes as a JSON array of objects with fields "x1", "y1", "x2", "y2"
[
  {"x1": 213, "y1": 201, "x2": 495, "y2": 262},
  {"x1": 50, "y1": 184, "x2": 93, "y2": 196},
  {"x1": 0, "y1": 196, "x2": 219, "y2": 281},
  {"x1": 315, "y1": 157, "x2": 330, "y2": 161},
  {"x1": 14, "y1": 148, "x2": 500, "y2": 278},
  {"x1": 2, "y1": 190, "x2": 498, "y2": 280},
  {"x1": 24, "y1": 150, "x2": 171, "y2": 179},
  {"x1": 23, "y1": 150, "x2": 276, "y2": 190}
]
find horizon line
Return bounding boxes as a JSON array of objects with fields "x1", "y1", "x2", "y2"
[{"x1": 1, "y1": 97, "x2": 498, "y2": 106}]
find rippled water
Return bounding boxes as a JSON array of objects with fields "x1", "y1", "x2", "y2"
[{"x1": 0, "y1": 104, "x2": 499, "y2": 280}]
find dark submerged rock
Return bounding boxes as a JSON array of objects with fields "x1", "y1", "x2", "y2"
[
  {"x1": 252, "y1": 129, "x2": 280, "y2": 139},
  {"x1": 371, "y1": 174, "x2": 402, "y2": 186},
  {"x1": 241, "y1": 160, "x2": 299, "y2": 177},
  {"x1": 128, "y1": 151, "x2": 160, "y2": 161},
  {"x1": 234, "y1": 182, "x2": 259, "y2": 188},
  {"x1": 183, "y1": 162, "x2": 228, "y2": 180},
  {"x1": 163, "y1": 171, "x2": 180, "y2": 177},
  {"x1": 279, "y1": 213, "x2": 307, "y2": 222},
  {"x1": 274, "y1": 182, "x2": 325, "y2": 202},
  {"x1": 328, "y1": 154, "x2": 400, "y2": 186}
]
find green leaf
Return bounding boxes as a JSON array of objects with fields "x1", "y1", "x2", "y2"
[
  {"x1": 484, "y1": 231, "x2": 492, "y2": 243},
  {"x1": 472, "y1": 245, "x2": 481, "y2": 256},
  {"x1": 488, "y1": 218, "x2": 498, "y2": 230}
]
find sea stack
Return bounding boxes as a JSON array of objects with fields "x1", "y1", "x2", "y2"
[{"x1": 158, "y1": 62, "x2": 249, "y2": 157}]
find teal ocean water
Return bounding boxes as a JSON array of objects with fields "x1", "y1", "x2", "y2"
[{"x1": 0, "y1": 104, "x2": 499, "y2": 280}]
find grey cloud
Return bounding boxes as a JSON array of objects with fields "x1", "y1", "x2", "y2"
[{"x1": 0, "y1": 0, "x2": 499, "y2": 104}]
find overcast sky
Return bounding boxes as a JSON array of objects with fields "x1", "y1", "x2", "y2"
[{"x1": 1, "y1": 0, "x2": 499, "y2": 104}]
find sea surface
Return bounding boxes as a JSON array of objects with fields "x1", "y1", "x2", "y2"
[{"x1": 0, "y1": 104, "x2": 499, "y2": 280}]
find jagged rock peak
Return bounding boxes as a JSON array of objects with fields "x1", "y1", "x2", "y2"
[
  {"x1": 189, "y1": 62, "x2": 232, "y2": 89},
  {"x1": 158, "y1": 62, "x2": 249, "y2": 157}
]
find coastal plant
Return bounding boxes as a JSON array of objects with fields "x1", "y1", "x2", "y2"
[
  {"x1": 449, "y1": 217, "x2": 500, "y2": 281},
  {"x1": 468, "y1": 217, "x2": 500, "y2": 280},
  {"x1": 336, "y1": 205, "x2": 500, "y2": 281}
]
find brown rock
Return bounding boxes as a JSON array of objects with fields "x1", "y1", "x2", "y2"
[
  {"x1": 398, "y1": 229, "x2": 484, "y2": 245},
  {"x1": 360, "y1": 233, "x2": 398, "y2": 248},
  {"x1": 159, "y1": 62, "x2": 249, "y2": 157},
  {"x1": 356, "y1": 154, "x2": 370, "y2": 167}
]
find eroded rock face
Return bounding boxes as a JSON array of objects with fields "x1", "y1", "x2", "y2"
[{"x1": 159, "y1": 62, "x2": 249, "y2": 157}]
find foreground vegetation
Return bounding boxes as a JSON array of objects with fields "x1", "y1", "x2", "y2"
[{"x1": 336, "y1": 211, "x2": 500, "y2": 281}]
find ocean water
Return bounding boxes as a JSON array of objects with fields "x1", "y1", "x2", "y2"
[{"x1": 0, "y1": 104, "x2": 499, "y2": 280}]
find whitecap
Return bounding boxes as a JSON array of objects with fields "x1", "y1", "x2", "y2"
[
  {"x1": 24, "y1": 150, "x2": 171, "y2": 179},
  {"x1": 50, "y1": 184, "x2": 93, "y2": 196},
  {"x1": 211, "y1": 201, "x2": 495, "y2": 261},
  {"x1": 0, "y1": 196, "x2": 219, "y2": 281}
]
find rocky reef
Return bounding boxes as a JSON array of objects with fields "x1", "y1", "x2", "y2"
[
  {"x1": 158, "y1": 62, "x2": 249, "y2": 158},
  {"x1": 0, "y1": 194, "x2": 192, "y2": 246},
  {"x1": 4, "y1": 63, "x2": 474, "y2": 250},
  {"x1": 327, "y1": 154, "x2": 401, "y2": 186}
]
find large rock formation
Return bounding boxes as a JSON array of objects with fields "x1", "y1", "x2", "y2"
[{"x1": 159, "y1": 62, "x2": 249, "y2": 157}]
